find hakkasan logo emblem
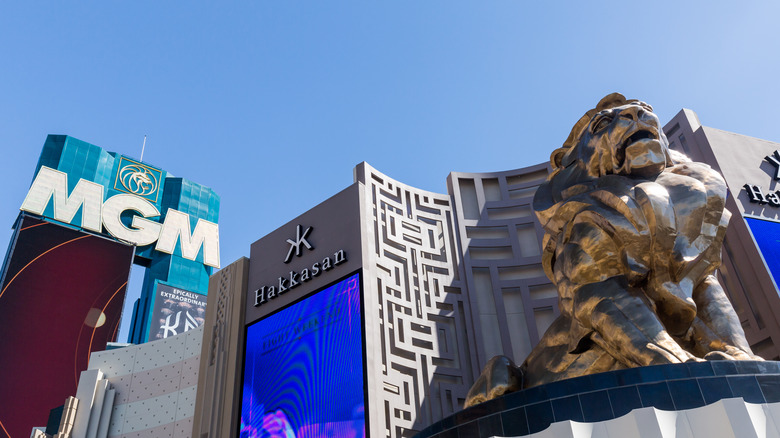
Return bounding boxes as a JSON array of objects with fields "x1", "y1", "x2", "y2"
[
  {"x1": 114, "y1": 157, "x2": 163, "y2": 202},
  {"x1": 284, "y1": 224, "x2": 314, "y2": 263},
  {"x1": 254, "y1": 224, "x2": 347, "y2": 307}
]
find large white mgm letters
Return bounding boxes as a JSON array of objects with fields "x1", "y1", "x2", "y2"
[{"x1": 21, "y1": 166, "x2": 220, "y2": 268}]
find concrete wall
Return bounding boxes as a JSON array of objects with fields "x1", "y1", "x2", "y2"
[
  {"x1": 58, "y1": 326, "x2": 204, "y2": 438},
  {"x1": 192, "y1": 258, "x2": 249, "y2": 438},
  {"x1": 448, "y1": 162, "x2": 553, "y2": 368}
]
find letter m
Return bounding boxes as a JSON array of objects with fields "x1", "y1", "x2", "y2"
[
  {"x1": 156, "y1": 209, "x2": 221, "y2": 268},
  {"x1": 20, "y1": 166, "x2": 103, "y2": 232}
]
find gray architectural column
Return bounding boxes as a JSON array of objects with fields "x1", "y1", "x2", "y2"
[
  {"x1": 447, "y1": 163, "x2": 553, "y2": 369},
  {"x1": 191, "y1": 258, "x2": 249, "y2": 438}
]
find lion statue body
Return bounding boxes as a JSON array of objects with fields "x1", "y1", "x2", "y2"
[{"x1": 465, "y1": 93, "x2": 759, "y2": 407}]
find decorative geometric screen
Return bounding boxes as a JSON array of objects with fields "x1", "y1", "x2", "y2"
[{"x1": 356, "y1": 163, "x2": 477, "y2": 437}]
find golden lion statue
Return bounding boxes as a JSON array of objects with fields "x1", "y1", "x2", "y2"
[{"x1": 465, "y1": 93, "x2": 761, "y2": 408}]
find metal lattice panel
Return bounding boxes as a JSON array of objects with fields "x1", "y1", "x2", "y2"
[{"x1": 356, "y1": 163, "x2": 477, "y2": 437}]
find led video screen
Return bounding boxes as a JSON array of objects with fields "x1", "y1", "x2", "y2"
[
  {"x1": 240, "y1": 272, "x2": 366, "y2": 438},
  {"x1": 147, "y1": 282, "x2": 207, "y2": 341},
  {"x1": 0, "y1": 215, "x2": 134, "y2": 438},
  {"x1": 746, "y1": 217, "x2": 780, "y2": 288}
]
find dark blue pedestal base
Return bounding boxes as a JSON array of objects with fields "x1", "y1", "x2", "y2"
[{"x1": 415, "y1": 361, "x2": 780, "y2": 438}]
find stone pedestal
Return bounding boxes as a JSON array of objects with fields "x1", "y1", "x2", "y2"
[{"x1": 415, "y1": 361, "x2": 780, "y2": 438}]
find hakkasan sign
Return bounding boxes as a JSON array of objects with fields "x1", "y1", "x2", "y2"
[{"x1": 744, "y1": 150, "x2": 780, "y2": 208}]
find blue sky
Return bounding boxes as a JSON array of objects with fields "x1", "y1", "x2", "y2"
[{"x1": 2, "y1": 2, "x2": 779, "y2": 341}]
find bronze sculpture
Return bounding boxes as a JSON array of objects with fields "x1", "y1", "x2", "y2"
[{"x1": 465, "y1": 93, "x2": 761, "y2": 408}]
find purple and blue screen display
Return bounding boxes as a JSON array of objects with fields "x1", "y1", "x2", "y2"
[
  {"x1": 746, "y1": 217, "x2": 780, "y2": 289},
  {"x1": 240, "y1": 272, "x2": 365, "y2": 438}
]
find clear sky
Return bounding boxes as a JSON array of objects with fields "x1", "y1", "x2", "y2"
[{"x1": 2, "y1": 1, "x2": 779, "y2": 342}]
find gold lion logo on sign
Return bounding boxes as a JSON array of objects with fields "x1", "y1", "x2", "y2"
[
  {"x1": 119, "y1": 164, "x2": 159, "y2": 196},
  {"x1": 113, "y1": 157, "x2": 163, "y2": 202}
]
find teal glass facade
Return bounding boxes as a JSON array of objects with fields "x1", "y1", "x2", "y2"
[{"x1": 29, "y1": 134, "x2": 220, "y2": 343}]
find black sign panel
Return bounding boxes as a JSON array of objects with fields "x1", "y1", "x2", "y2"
[{"x1": 147, "y1": 283, "x2": 207, "y2": 341}]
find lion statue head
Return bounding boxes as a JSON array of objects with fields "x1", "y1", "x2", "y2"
[{"x1": 537, "y1": 93, "x2": 691, "y2": 208}]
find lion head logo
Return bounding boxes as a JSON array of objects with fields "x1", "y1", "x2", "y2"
[{"x1": 119, "y1": 164, "x2": 159, "y2": 197}]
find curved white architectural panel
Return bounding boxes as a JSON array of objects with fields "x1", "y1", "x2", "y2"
[{"x1": 500, "y1": 398, "x2": 780, "y2": 438}]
